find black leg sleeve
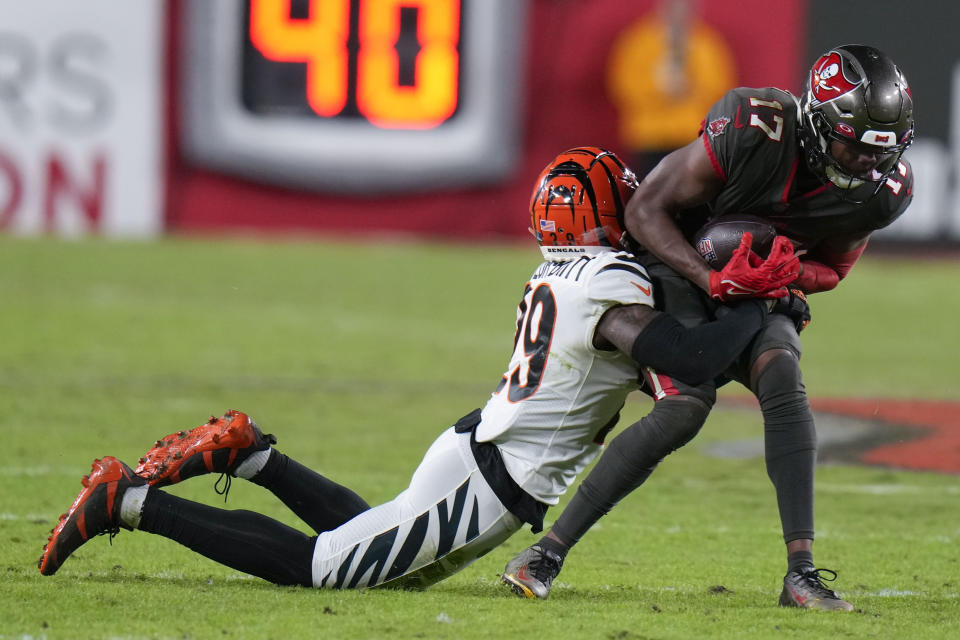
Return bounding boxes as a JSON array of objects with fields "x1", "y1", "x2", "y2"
[
  {"x1": 552, "y1": 396, "x2": 712, "y2": 547},
  {"x1": 251, "y1": 451, "x2": 371, "y2": 534},
  {"x1": 753, "y1": 352, "x2": 817, "y2": 542},
  {"x1": 138, "y1": 489, "x2": 316, "y2": 587}
]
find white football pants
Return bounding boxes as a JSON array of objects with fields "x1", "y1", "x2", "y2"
[{"x1": 311, "y1": 427, "x2": 523, "y2": 589}]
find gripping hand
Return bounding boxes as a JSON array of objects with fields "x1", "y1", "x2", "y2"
[
  {"x1": 708, "y1": 233, "x2": 799, "y2": 301},
  {"x1": 769, "y1": 288, "x2": 811, "y2": 332}
]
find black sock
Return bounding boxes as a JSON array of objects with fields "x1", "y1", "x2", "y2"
[
  {"x1": 536, "y1": 536, "x2": 569, "y2": 561},
  {"x1": 139, "y1": 489, "x2": 315, "y2": 587},
  {"x1": 251, "y1": 450, "x2": 371, "y2": 534},
  {"x1": 788, "y1": 550, "x2": 815, "y2": 574}
]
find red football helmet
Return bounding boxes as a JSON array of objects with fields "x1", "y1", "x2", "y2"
[{"x1": 530, "y1": 147, "x2": 639, "y2": 261}]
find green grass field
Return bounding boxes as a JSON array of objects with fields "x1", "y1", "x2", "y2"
[{"x1": 2, "y1": 236, "x2": 958, "y2": 639}]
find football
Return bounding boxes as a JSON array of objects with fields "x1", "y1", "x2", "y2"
[{"x1": 693, "y1": 213, "x2": 778, "y2": 269}]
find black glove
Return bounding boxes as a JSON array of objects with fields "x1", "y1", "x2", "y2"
[{"x1": 769, "y1": 288, "x2": 811, "y2": 332}]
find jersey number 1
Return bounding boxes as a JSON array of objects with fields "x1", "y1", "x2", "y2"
[{"x1": 498, "y1": 283, "x2": 557, "y2": 402}]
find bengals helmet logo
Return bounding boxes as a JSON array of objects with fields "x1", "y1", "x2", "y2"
[{"x1": 809, "y1": 51, "x2": 861, "y2": 106}]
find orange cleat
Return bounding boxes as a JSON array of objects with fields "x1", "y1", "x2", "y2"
[
  {"x1": 38, "y1": 456, "x2": 144, "y2": 576},
  {"x1": 134, "y1": 410, "x2": 276, "y2": 487}
]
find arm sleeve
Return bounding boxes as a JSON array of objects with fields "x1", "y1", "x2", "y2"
[
  {"x1": 793, "y1": 242, "x2": 867, "y2": 293},
  {"x1": 630, "y1": 300, "x2": 766, "y2": 385}
]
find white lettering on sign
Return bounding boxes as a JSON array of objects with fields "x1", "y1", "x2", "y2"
[{"x1": 0, "y1": 1, "x2": 162, "y2": 238}]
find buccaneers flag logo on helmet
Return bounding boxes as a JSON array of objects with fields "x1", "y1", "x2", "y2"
[{"x1": 809, "y1": 51, "x2": 861, "y2": 106}]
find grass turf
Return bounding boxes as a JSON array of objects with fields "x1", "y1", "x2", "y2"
[{"x1": 1, "y1": 236, "x2": 958, "y2": 639}]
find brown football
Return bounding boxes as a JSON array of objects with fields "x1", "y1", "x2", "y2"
[{"x1": 693, "y1": 214, "x2": 778, "y2": 269}]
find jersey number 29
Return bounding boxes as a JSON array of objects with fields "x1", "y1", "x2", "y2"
[{"x1": 497, "y1": 283, "x2": 557, "y2": 402}]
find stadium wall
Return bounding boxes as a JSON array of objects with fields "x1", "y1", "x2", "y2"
[
  {"x1": 0, "y1": 1, "x2": 164, "y2": 237},
  {"x1": 164, "y1": 0, "x2": 808, "y2": 240},
  {"x1": 1, "y1": 1, "x2": 956, "y2": 243}
]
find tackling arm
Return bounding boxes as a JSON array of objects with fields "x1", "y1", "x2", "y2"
[{"x1": 595, "y1": 300, "x2": 768, "y2": 385}]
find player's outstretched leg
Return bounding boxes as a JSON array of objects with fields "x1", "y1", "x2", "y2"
[
  {"x1": 501, "y1": 544, "x2": 564, "y2": 599},
  {"x1": 135, "y1": 410, "x2": 276, "y2": 487},
  {"x1": 779, "y1": 567, "x2": 854, "y2": 611},
  {"x1": 38, "y1": 457, "x2": 146, "y2": 576}
]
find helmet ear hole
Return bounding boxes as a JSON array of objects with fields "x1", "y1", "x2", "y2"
[{"x1": 530, "y1": 147, "x2": 638, "y2": 261}]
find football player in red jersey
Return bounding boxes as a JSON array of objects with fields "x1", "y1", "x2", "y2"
[{"x1": 503, "y1": 45, "x2": 913, "y2": 610}]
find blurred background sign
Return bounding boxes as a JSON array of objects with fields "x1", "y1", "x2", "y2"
[
  {"x1": 0, "y1": 0, "x2": 163, "y2": 237},
  {"x1": 181, "y1": 0, "x2": 526, "y2": 193},
  {"x1": 1, "y1": 0, "x2": 957, "y2": 243},
  {"x1": 168, "y1": 0, "x2": 806, "y2": 238}
]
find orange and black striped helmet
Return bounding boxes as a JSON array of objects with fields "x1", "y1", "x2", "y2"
[{"x1": 530, "y1": 147, "x2": 638, "y2": 261}]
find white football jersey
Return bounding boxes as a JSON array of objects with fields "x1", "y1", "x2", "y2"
[{"x1": 477, "y1": 252, "x2": 654, "y2": 505}]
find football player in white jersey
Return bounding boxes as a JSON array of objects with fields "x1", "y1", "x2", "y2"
[{"x1": 38, "y1": 148, "x2": 802, "y2": 591}]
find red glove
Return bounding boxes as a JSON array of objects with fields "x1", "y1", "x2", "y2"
[{"x1": 708, "y1": 233, "x2": 800, "y2": 301}]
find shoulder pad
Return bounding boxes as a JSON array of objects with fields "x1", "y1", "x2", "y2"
[{"x1": 586, "y1": 254, "x2": 654, "y2": 308}]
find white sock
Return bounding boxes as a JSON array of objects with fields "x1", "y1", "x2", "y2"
[
  {"x1": 234, "y1": 448, "x2": 271, "y2": 479},
  {"x1": 120, "y1": 484, "x2": 150, "y2": 529}
]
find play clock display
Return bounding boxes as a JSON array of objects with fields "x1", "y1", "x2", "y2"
[{"x1": 182, "y1": 0, "x2": 526, "y2": 192}]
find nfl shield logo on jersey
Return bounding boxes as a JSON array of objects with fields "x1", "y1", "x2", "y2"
[{"x1": 706, "y1": 116, "x2": 731, "y2": 139}]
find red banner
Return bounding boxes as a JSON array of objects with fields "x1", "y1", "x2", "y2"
[{"x1": 167, "y1": 0, "x2": 806, "y2": 239}]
